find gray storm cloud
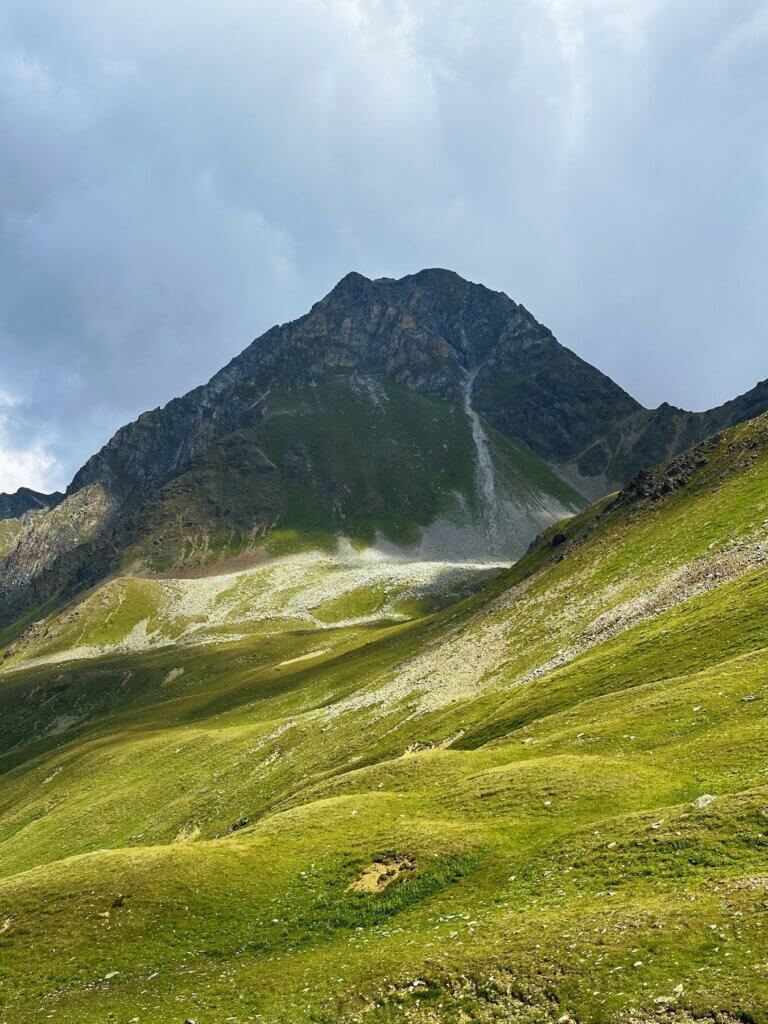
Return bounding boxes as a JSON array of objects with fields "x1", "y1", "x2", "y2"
[{"x1": 1, "y1": 0, "x2": 767, "y2": 490}]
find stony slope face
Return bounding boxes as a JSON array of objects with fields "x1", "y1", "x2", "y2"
[
  {"x1": 2, "y1": 269, "x2": 767, "y2": 630},
  {"x1": 0, "y1": 414, "x2": 766, "y2": 1022}
]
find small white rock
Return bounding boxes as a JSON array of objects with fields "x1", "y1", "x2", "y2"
[{"x1": 691, "y1": 794, "x2": 716, "y2": 809}]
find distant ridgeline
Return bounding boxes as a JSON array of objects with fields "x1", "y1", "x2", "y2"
[
  {"x1": 0, "y1": 487, "x2": 62, "y2": 519},
  {"x1": 1, "y1": 268, "x2": 767, "y2": 628}
]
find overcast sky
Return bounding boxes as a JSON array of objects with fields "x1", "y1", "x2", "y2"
[{"x1": 1, "y1": 0, "x2": 767, "y2": 492}]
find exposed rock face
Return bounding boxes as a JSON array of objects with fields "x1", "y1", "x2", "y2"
[
  {"x1": 1, "y1": 268, "x2": 767, "y2": 629},
  {"x1": 0, "y1": 485, "x2": 117, "y2": 626}
]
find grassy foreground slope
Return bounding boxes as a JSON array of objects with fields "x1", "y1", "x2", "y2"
[{"x1": 0, "y1": 418, "x2": 767, "y2": 1022}]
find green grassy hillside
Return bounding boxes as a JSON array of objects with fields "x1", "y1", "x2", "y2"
[{"x1": 0, "y1": 416, "x2": 766, "y2": 1022}]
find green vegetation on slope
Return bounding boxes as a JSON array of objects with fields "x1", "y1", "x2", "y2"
[
  {"x1": 125, "y1": 373, "x2": 584, "y2": 569},
  {"x1": 0, "y1": 417, "x2": 766, "y2": 1022}
]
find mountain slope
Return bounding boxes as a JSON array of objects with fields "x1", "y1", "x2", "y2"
[
  {"x1": 122, "y1": 374, "x2": 580, "y2": 569},
  {"x1": 68, "y1": 267, "x2": 766, "y2": 502},
  {"x1": 63, "y1": 268, "x2": 645, "y2": 507},
  {"x1": 0, "y1": 372, "x2": 582, "y2": 632},
  {"x1": 2, "y1": 269, "x2": 767, "y2": 633},
  {"x1": 0, "y1": 413, "x2": 766, "y2": 1022}
]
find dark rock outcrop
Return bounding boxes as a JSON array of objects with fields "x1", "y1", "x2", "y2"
[{"x1": 0, "y1": 488, "x2": 63, "y2": 520}]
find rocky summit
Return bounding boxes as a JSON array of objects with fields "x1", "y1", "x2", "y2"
[{"x1": 0, "y1": 271, "x2": 767, "y2": 1024}]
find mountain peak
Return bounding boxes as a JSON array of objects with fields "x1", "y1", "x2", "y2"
[
  {"x1": 3, "y1": 271, "x2": 768, "y2": 629},
  {"x1": 324, "y1": 270, "x2": 372, "y2": 300},
  {"x1": 324, "y1": 268, "x2": 509, "y2": 310}
]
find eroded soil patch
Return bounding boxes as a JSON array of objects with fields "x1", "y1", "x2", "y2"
[{"x1": 348, "y1": 856, "x2": 415, "y2": 894}]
